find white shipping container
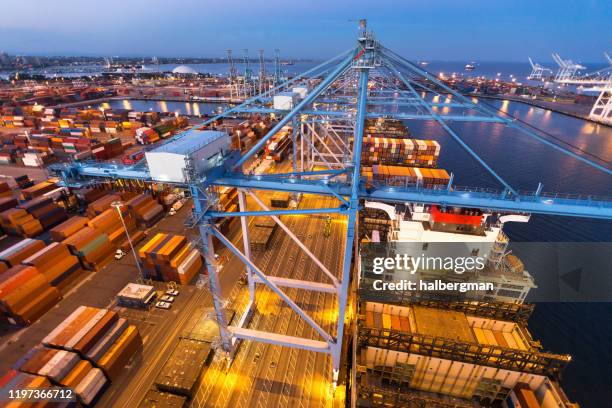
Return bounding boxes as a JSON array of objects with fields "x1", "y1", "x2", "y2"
[
  {"x1": 75, "y1": 367, "x2": 107, "y2": 405},
  {"x1": 46, "y1": 351, "x2": 80, "y2": 382},
  {"x1": 273, "y1": 92, "x2": 298, "y2": 110},
  {"x1": 65, "y1": 309, "x2": 108, "y2": 350},
  {"x1": 292, "y1": 87, "x2": 308, "y2": 99},
  {"x1": 178, "y1": 248, "x2": 200, "y2": 276}
]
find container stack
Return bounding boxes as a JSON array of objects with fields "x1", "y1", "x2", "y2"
[
  {"x1": 139, "y1": 233, "x2": 202, "y2": 284},
  {"x1": 363, "y1": 165, "x2": 450, "y2": 189},
  {"x1": 22, "y1": 242, "x2": 82, "y2": 292},
  {"x1": 3, "y1": 306, "x2": 143, "y2": 406},
  {"x1": 14, "y1": 174, "x2": 35, "y2": 189},
  {"x1": 0, "y1": 238, "x2": 46, "y2": 267},
  {"x1": 507, "y1": 383, "x2": 542, "y2": 408},
  {"x1": 249, "y1": 219, "x2": 278, "y2": 252},
  {"x1": 0, "y1": 196, "x2": 18, "y2": 213},
  {"x1": 86, "y1": 193, "x2": 122, "y2": 217},
  {"x1": 0, "y1": 182, "x2": 12, "y2": 199},
  {"x1": 103, "y1": 138, "x2": 125, "y2": 158},
  {"x1": 364, "y1": 118, "x2": 410, "y2": 138},
  {"x1": 0, "y1": 208, "x2": 44, "y2": 237},
  {"x1": 158, "y1": 192, "x2": 178, "y2": 210},
  {"x1": 154, "y1": 338, "x2": 212, "y2": 398},
  {"x1": 135, "y1": 127, "x2": 160, "y2": 145},
  {"x1": 270, "y1": 192, "x2": 291, "y2": 208},
  {"x1": 62, "y1": 226, "x2": 115, "y2": 271},
  {"x1": 126, "y1": 194, "x2": 164, "y2": 228},
  {"x1": 19, "y1": 196, "x2": 68, "y2": 230},
  {"x1": 0, "y1": 372, "x2": 53, "y2": 402},
  {"x1": 21, "y1": 179, "x2": 59, "y2": 200},
  {"x1": 139, "y1": 389, "x2": 188, "y2": 408},
  {"x1": 88, "y1": 207, "x2": 141, "y2": 249},
  {"x1": 41, "y1": 306, "x2": 142, "y2": 381},
  {"x1": 0, "y1": 265, "x2": 62, "y2": 326},
  {"x1": 50, "y1": 216, "x2": 90, "y2": 242},
  {"x1": 361, "y1": 137, "x2": 440, "y2": 167},
  {"x1": 74, "y1": 187, "x2": 107, "y2": 204}
]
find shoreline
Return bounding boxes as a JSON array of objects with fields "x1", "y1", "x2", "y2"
[
  {"x1": 474, "y1": 93, "x2": 609, "y2": 127},
  {"x1": 50, "y1": 95, "x2": 242, "y2": 109}
]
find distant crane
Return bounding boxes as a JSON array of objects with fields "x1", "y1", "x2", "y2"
[
  {"x1": 527, "y1": 57, "x2": 552, "y2": 81},
  {"x1": 258, "y1": 49, "x2": 266, "y2": 94},
  {"x1": 242, "y1": 49, "x2": 253, "y2": 98},
  {"x1": 226, "y1": 49, "x2": 239, "y2": 100},
  {"x1": 589, "y1": 80, "x2": 612, "y2": 125},
  {"x1": 273, "y1": 48, "x2": 283, "y2": 86},
  {"x1": 552, "y1": 53, "x2": 585, "y2": 82},
  {"x1": 554, "y1": 52, "x2": 612, "y2": 125}
]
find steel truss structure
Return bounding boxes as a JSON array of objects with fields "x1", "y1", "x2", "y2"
[
  {"x1": 551, "y1": 53, "x2": 585, "y2": 82},
  {"x1": 54, "y1": 23, "x2": 612, "y2": 382},
  {"x1": 527, "y1": 57, "x2": 552, "y2": 81},
  {"x1": 357, "y1": 379, "x2": 484, "y2": 408},
  {"x1": 553, "y1": 52, "x2": 612, "y2": 124},
  {"x1": 358, "y1": 325, "x2": 571, "y2": 378}
]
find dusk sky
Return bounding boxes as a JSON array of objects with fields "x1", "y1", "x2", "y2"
[{"x1": 1, "y1": 0, "x2": 610, "y2": 62}]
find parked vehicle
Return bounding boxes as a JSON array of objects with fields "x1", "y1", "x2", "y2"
[
  {"x1": 114, "y1": 249, "x2": 127, "y2": 260},
  {"x1": 155, "y1": 301, "x2": 171, "y2": 310}
]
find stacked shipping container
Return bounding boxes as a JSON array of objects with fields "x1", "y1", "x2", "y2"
[
  {"x1": 22, "y1": 242, "x2": 82, "y2": 292},
  {"x1": 361, "y1": 137, "x2": 440, "y2": 167},
  {"x1": 154, "y1": 338, "x2": 212, "y2": 398},
  {"x1": 0, "y1": 306, "x2": 143, "y2": 406},
  {"x1": 138, "y1": 233, "x2": 202, "y2": 284},
  {"x1": 362, "y1": 165, "x2": 451, "y2": 189},
  {"x1": 18, "y1": 196, "x2": 68, "y2": 230},
  {"x1": 0, "y1": 265, "x2": 61, "y2": 326},
  {"x1": 126, "y1": 194, "x2": 164, "y2": 228},
  {"x1": 63, "y1": 227, "x2": 115, "y2": 271}
]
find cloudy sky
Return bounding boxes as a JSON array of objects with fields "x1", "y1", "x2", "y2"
[{"x1": 1, "y1": 0, "x2": 610, "y2": 62}]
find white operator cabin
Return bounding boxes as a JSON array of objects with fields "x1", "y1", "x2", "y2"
[{"x1": 145, "y1": 129, "x2": 230, "y2": 183}]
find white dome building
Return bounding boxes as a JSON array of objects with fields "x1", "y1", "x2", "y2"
[{"x1": 172, "y1": 65, "x2": 198, "y2": 75}]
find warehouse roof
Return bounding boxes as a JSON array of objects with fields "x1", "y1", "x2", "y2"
[
  {"x1": 172, "y1": 65, "x2": 198, "y2": 74},
  {"x1": 150, "y1": 129, "x2": 226, "y2": 156}
]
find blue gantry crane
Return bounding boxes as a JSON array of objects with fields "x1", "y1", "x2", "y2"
[{"x1": 53, "y1": 21, "x2": 612, "y2": 382}]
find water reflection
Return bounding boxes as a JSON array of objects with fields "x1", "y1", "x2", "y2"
[{"x1": 500, "y1": 99, "x2": 509, "y2": 113}]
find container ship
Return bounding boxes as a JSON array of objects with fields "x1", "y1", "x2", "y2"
[{"x1": 354, "y1": 118, "x2": 577, "y2": 408}]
